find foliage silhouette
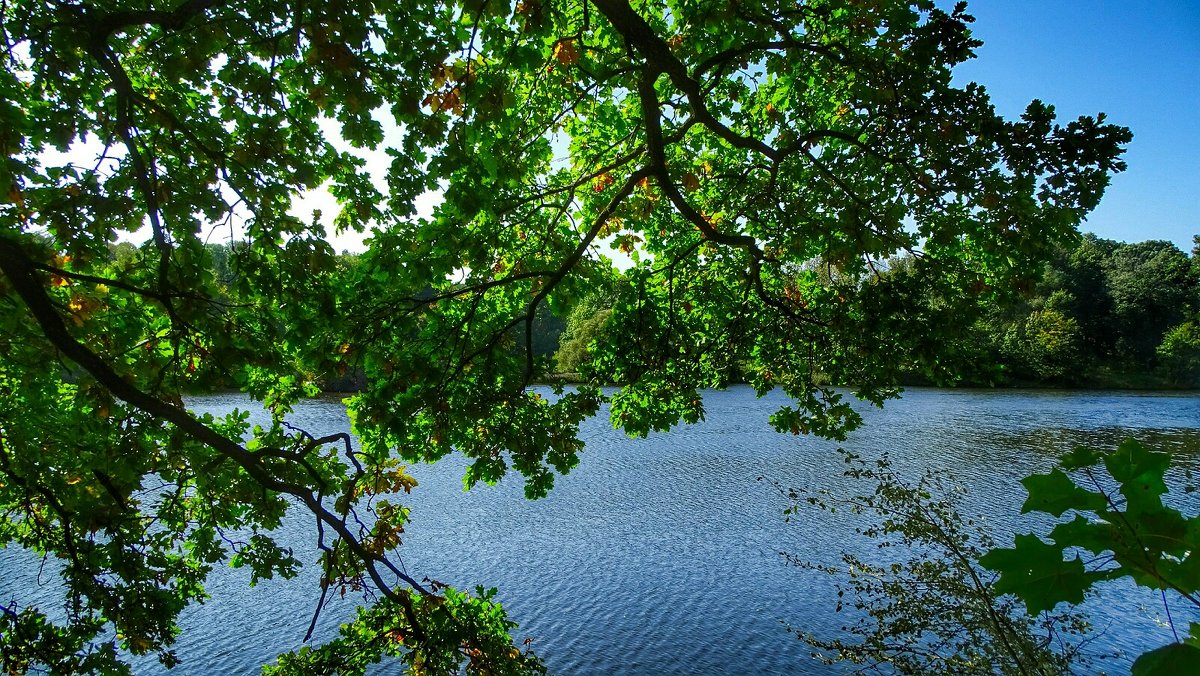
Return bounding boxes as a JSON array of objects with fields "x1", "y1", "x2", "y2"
[
  {"x1": 777, "y1": 452, "x2": 1099, "y2": 674},
  {"x1": 982, "y1": 439, "x2": 1200, "y2": 675}
]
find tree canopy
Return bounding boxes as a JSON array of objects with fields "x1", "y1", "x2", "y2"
[
  {"x1": 0, "y1": 0, "x2": 1129, "y2": 672},
  {"x1": 923, "y1": 234, "x2": 1200, "y2": 388}
]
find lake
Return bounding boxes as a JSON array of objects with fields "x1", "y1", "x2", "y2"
[{"x1": 2, "y1": 387, "x2": 1198, "y2": 674}]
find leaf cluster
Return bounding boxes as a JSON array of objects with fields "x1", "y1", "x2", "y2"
[{"x1": 980, "y1": 439, "x2": 1200, "y2": 674}]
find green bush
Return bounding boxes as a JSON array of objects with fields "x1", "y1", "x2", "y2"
[{"x1": 1157, "y1": 321, "x2": 1200, "y2": 387}]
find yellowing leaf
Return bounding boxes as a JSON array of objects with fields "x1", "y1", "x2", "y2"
[
  {"x1": 553, "y1": 40, "x2": 580, "y2": 66},
  {"x1": 592, "y1": 173, "x2": 614, "y2": 192}
]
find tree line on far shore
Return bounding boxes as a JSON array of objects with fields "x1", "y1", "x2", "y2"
[
  {"x1": 553, "y1": 233, "x2": 1200, "y2": 389},
  {"x1": 964, "y1": 234, "x2": 1199, "y2": 388},
  {"x1": 111, "y1": 231, "x2": 1198, "y2": 392}
]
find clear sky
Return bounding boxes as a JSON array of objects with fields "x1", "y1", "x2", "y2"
[{"x1": 952, "y1": 0, "x2": 1200, "y2": 251}]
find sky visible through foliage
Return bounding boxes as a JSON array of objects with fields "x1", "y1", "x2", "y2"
[
  {"x1": 159, "y1": 0, "x2": 1200, "y2": 256},
  {"x1": 56, "y1": 2, "x2": 1195, "y2": 257},
  {"x1": 953, "y1": 0, "x2": 1199, "y2": 250}
]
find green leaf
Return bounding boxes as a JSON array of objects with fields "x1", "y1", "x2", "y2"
[
  {"x1": 1020, "y1": 468, "x2": 1106, "y2": 516},
  {"x1": 1049, "y1": 514, "x2": 1113, "y2": 554},
  {"x1": 1105, "y1": 438, "x2": 1171, "y2": 486},
  {"x1": 1059, "y1": 445, "x2": 1101, "y2": 469},
  {"x1": 1098, "y1": 439, "x2": 1171, "y2": 515},
  {"x1": 1131, "y1": 642, "x2": 1200, "y2": 676},
  {"x1": 979, "y1": 533, "x2": 1098, "y2": 614}
]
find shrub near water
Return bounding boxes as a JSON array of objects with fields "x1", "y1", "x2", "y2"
[{"x1": 778, "y1": 453, "x2": 1096, "y2": 674}]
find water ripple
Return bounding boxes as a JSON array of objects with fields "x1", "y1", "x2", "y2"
[{"x1": 1, "y1": 387, "x2": 1197, "y2": 674}]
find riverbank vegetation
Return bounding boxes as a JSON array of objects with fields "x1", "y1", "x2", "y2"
[
  {"x1": 776, "y1": 452, "x2": 1099, "y2": 674},
  {"x1": 964, "y1": 235, "x2": 1200, "y2": 389},
  {"x1": 780, "y1": 438, "x2": 1200, "y2": 674},
  {"x1": 175, "y1": 230, "x2": 1200, "y2": 392},
  {"x1": 551, "y1": 234, "x2": 1200, "y2": 390}
]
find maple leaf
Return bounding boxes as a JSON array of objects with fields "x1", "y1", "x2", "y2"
[{"x1": 553, "y1": 40, "x2": 580, "y2": 66}]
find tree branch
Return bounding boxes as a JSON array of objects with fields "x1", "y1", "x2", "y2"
[{"x1": 0, "y1": 236, "x2": 433, "y2": 642}]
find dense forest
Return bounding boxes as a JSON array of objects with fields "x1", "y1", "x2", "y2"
[
  {"x1": 552, "y1": 234, "x2": 1200, "y2": 389},
  {"x1": 167, "y1": 232, "x2": 1200, "y2": 392},
  {"x1": 964, "y1": 234, "x2": 1200, "y2": 388}
]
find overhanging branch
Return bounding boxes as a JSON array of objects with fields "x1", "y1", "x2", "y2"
[{"x1": 0, "y1": 236, "x2": 433, "y2": 641}]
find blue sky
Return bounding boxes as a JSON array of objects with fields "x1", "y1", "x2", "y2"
[{"x1": 952, "y1": 0, "x2": 1200, "y2": 251}]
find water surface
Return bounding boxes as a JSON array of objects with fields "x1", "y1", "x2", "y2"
[{"x1": 3, "y1": 387, "x2": 1198, "y2": 674}]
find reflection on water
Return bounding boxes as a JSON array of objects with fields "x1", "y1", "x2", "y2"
[{"x1": 2, "y1": 387, "x2": 1197, "y2": 674}]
